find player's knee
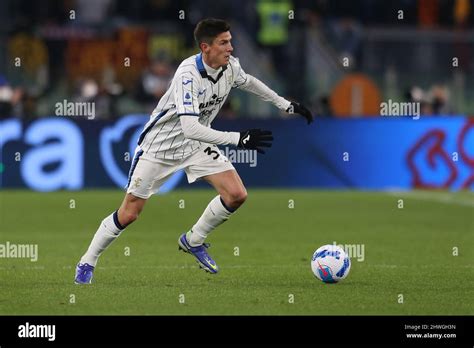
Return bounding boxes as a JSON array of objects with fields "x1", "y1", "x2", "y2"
[
  {"x1": 228, "y1": 188, "x2": 247, "y2": 207},
  {"x1": 118, "y1": 210, "x2": 140, "y2": 226}
]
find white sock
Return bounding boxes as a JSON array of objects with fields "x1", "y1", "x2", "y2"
[
  {"x1": 80, "y1": 211, "x2": 124, "y2": 267},
  {"x1": 187, "y1": 196, "x2": 235, "y2": 246}
]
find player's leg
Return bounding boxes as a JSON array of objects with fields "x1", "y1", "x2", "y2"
[
  {"x1": 75, "y1": 149, "x2": 161, "y2": 284},
  {"x1": 188, "y1": 169, "x2": 247, "y2": 246},
  {"x1": 75, "y1": 193, "x2": 147, "y2": 284},
  {"x1": 177, "y1": 169, "x2": 246, "y2": 274},
  {"x1": 177, "y1": 145, "x2": 245, "y2": 273},
  {"x1": 79, "y1": 193, "x2": 147, "y2": 266}
]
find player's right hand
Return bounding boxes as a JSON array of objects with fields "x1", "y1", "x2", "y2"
[{"x1": 238, "y1": 129, "x2": 273, "y2": 154}]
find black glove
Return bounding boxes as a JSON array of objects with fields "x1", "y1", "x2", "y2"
[
  {"x1": 287, "y1": 102, "x2": 314, "y2": 125},
  {"x1": 238, "y1": 129, "x2": 273, "y2": 154}
]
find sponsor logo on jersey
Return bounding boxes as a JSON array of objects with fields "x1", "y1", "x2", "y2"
[
  {"x1": 199, "y1": 94, "x2": 227, "y2": 109},
  {"x1": 200, "y1": 108, "x2": 215, "y2": 117}
]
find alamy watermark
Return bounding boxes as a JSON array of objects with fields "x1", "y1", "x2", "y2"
[
  {"x1": 55, "y1": 99, "x2": 95, "y2": 120},
  {"x1": 333, "y1": 241, "x2": 365, "y2": 262},
  {"x1": 0, "y1": 241, "x2": 38, "y2": 262},
  {"x1": 218, "y1": 147, "x2": 257, "y2": 167},
  {"x1": 380, "y1": 99, "x2": 420, "y2": 120},
  {"x1": 18, "y1": 322, "x2": 55, "y2": 341}
]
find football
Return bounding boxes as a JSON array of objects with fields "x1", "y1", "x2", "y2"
[{"x1": 311, "y1": 244, "x2": 351, "y2": 283}]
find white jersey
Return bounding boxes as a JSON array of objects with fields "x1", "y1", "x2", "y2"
[
  {"x1": 138, "y1": 53, "x2": 248, "y2": 160},
  {"x1": 137, "y1": 53, "x2": 291, "y2": 161}
]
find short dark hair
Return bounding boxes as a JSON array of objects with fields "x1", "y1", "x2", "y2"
[{"x1": 194, "y1": 18, "x2": 230, "y2": 48}]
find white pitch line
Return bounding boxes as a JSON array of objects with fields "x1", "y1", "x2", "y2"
[{"x1": 387, "y1": 191, "x2": 474, "y2": 207}]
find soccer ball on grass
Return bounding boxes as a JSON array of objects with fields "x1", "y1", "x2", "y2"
[{"x1": 311, "y1": 244, "x2": 351, "y2": 283}]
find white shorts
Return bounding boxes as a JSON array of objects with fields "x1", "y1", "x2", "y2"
[{"x1": 126, "y1": 144, "x2": 235, "y2": 199}]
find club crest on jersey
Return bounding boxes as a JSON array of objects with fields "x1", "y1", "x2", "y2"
[{"x1": 131, "y1": 177, "x2": 142, "y2": 189}]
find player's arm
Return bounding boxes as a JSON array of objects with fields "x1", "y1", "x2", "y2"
[
  {"x1": 176, "y1": 72, "x2": 273, "y2": 153},
  {"x1": 231, "y1": 57, "x2": 314, "y2": 125},
  {"x1": 180, "y1": 116, "x2": 239, "y2": 146},
  {"x1": 180, "y1": 117, "x2": 273, "y2": 154}
]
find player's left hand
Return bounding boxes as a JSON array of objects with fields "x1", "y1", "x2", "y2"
[{"x1": 287, "y1": 102, "x2": 314, "y2": 125}]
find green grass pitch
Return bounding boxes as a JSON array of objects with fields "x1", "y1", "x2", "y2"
[{"x1": 0, "y1": 189, "x2": 473, "y2": 315}]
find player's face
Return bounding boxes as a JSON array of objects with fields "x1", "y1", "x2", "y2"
[{"x1": 202, "y1": 31, "x2": 233, "y2": 68}]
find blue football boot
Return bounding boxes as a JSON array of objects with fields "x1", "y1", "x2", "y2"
[
  {"x1": 178, "y1": 233, "x2": 219, "y2": 274},
  {"x1": 74, "y1": 263, "x2": 95, "y2": 284}
]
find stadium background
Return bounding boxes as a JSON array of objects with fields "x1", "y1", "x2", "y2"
[
  {"x1": 1, "y1": 0, "x2": 473, "y2": 191},
  {"x1": 0, "y1": 0, "x2": 473, "y2": 320}
]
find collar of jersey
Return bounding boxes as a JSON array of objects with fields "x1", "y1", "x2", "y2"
[{"x1": 196, "y1": 53, "x2": 227, "y2": 84}]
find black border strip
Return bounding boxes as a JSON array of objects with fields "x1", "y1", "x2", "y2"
[{"x1": 0, "y1": 315, "x2": 472, "y2": 346}]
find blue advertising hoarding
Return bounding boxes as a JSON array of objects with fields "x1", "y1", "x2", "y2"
[{"x1": 1, "y1": 116, "x2": 473, "y2": 191}]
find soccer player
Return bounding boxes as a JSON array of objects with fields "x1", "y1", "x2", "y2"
[{"x1": 75, "y1": 18, "x2": 313, "y2": 283}]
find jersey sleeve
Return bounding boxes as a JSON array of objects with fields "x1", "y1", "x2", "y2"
[
  {"x1": 175, "y1": 70, "x2": 201, "y2": 116},
  {"x1": 180, "y1": 116, "x2": 240, "y2": 146},
  {"x1": 229, "y1": 56, "x2": 248, "y2": 89},
  {"x1": 239, "y1": 75, "x2": 291, "y2": 111}
]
